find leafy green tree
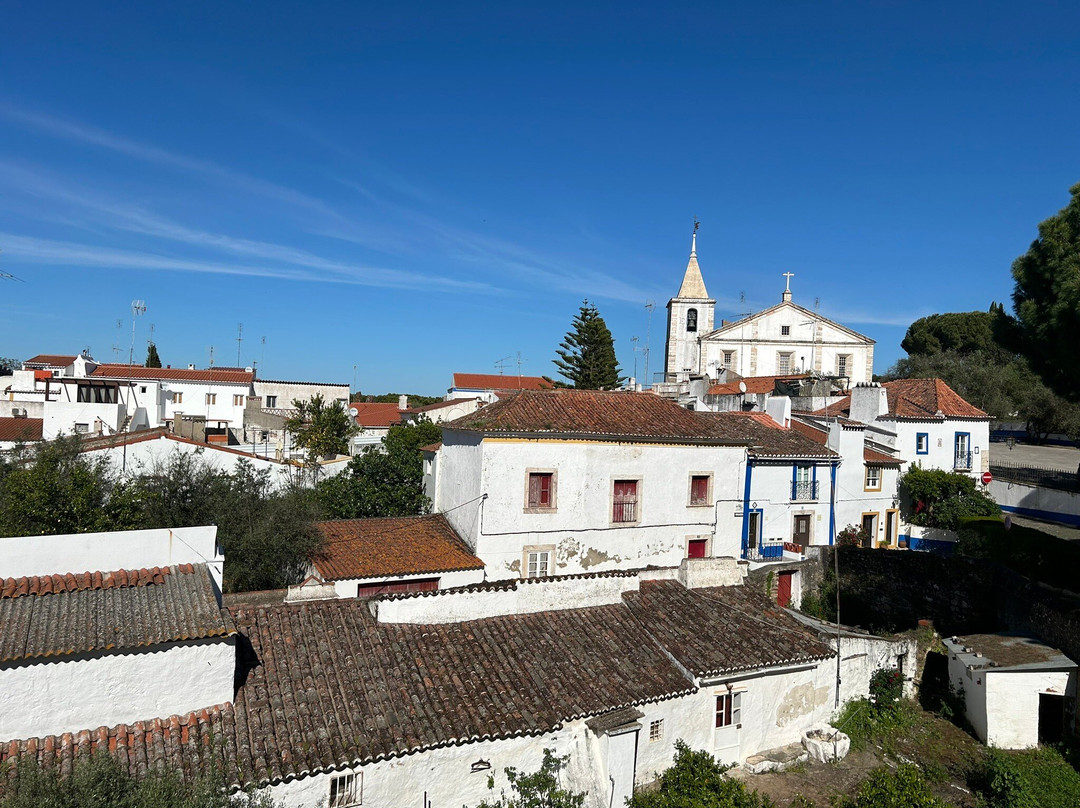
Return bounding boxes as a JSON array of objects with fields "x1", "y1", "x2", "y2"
[
  {"x1": 899, "y1": 467, "x2": 1000, "y2": 531},
  {"x1": 145, "y1": 343, "x2": 162, "y2": 368},
  {"x1": 900, "y1": 310, "x2": 1003, "y2": 357},
  {"x1": 316, "y1": 420, "x2": 442, "y2": 519},
  {"x1": 284, "y1": 393, "x2": 359, "y2": 471},
  {"x1": 0, "y1": 357, "x2": 19, "y2": 375},
  {"x1": 553, "y1": 300, "x2": 622, "y2": 389},
  {"x1": 1006, "y1": 181, "x2": 1080, "y2": 401},
  {"x1": 629, "y1": 740, "x2": 776, "y2": 808},
  {"x1": 474, "y1": 749, "x2": 586, "y2": 808},
  {"x1": 355, "y1": 392, "x2": 442, "y2": 406}
]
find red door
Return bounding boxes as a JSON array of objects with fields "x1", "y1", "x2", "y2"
[
  {"x1": 687, "y1": 538, "x2": 708, "y2": 559},
  {"x1": 777, "y1": 571, "x2": 793, "y2": 608}
]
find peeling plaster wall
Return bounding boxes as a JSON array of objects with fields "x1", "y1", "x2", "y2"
[
  {"x1": 450, "y1": 438, "x2": 746, "y2": 579},
  {"x1": 0, "y1": 638, "x2": 235, "y2": 743}
]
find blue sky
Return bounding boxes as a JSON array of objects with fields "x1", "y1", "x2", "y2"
[{"x1": 2, "y1": 2, "x2": 1078, "y2": 394}]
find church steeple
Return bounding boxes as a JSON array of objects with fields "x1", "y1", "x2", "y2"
[{"x1": 676, "y1": 224, "x2": 709, "y2": 299}]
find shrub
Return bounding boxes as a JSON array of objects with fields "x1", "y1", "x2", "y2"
[
  {"x1": 972, "y1": 747, "x2": 1080, "y2": 808},
  {"x1": 868, "y1": 668, "x2": 904, "y2": 713},
  {"x1": 899, "y1": 467, "x2": 1000, "y2": 531},
  {"x1": 833, "y1": 764, "x2": 948, "y2": 807},
  {"x1": 836, "y1": 524, "x2": 869, "y2": 548},
  {"x1": 629, "y1": 740, "x2": 776, "y2": 807},
  {"x1": 475, "y1": 749, "x2": 586, "y2": 808}
]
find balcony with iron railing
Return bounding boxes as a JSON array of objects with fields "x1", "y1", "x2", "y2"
[
  {"x1": 612, "y1": 497, "x2": 638, "y2": 523},
  {"x1": 954, "y1": 451, "x2": 973, "y2": 471},
  {"x1": 791, "y1": 480, "x2": 819, "y2": 501},
  {"x1": 744, "y1": 541, "x2": 785, "y2": 562}
]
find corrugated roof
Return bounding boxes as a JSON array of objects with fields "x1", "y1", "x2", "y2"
[
  {"x1": 313, "y1": 515, "x2": 484, "y2": 580},
  {"x1": 89, "y1": 364, "x2": 254, "y2": 384},
  {"x1": 624, "y1": 580, "x2": 835, "y2": 678},
  {"x1": 0, "y1": 564, "x2": 233, "y2": 663},
  {"x1": 0, "y1": 417, "x2": 43, "y2": 443},
  {"x1": 445, "y1": 389, "x2": 749, "y2": 444},
  {"x1": 452, "y1": 373, "x2": 554, "y2": 391}
]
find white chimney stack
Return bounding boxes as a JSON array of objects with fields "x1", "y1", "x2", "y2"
[
  {"x1": 398, "y1": 395, "x2": 408, "y2": 410},
  {"x1": 849, "y1": 382, "x2": 888, "y2": 424}
]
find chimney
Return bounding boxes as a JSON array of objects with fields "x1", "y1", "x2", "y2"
[
  {"x1": 849, "y1": 382, "x2": 888, "y2": 424},
  {"x1": 398, "y1": 395, "x2": 409, "y2": 410},
  {"x1": 187, "y1": 363, "x2": 196, "y2": 370}
]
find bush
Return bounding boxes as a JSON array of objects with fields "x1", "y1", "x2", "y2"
[
  {"x1": 629, "y1": 740, "x2": 776, "y2": 808},
  {"x1": 836, "y1": 524, "x2": 869, "y2": 548},
  {"x1": 972, "y1": 747, "x2": 1080, "y2": 808},
  {"x1": 833, "y1": 764, "x2": 948, "y2": 807},
  {"x1": 868, "y1": 668, "x2": 904, "y2": 713},
  {"x1": 475, "y1": 749, "x2": 586, "y2": 808},
  {"x1": 899, "y1": 467, "x2": 1000, "y2": 531}
]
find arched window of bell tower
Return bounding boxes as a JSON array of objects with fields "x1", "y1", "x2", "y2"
[{"x1": 686, "y1": 308, "x2": 698, "y2": 332}]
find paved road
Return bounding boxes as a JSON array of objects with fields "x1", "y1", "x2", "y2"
[
  {"x1": 1009, "y1": 514, "x2": 1080, "y2": 543},
  {"x1": 992, "y1": 441, "x2": 1080, "y2": 472}
]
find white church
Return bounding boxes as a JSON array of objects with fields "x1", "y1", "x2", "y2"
[{"x1": 661, "y1": 232, "x2": 875, "y2": 386}]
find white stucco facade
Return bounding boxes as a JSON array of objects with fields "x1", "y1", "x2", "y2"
[
  {"x1": 892, "y1": 419, "x2": 991, "y2": 478},
  {"x1": 0, "y1": 638, "x2": 235, "y2": 743},
  {"x1": 329, "y1": 567, "x2": 484, "y2": 599}
]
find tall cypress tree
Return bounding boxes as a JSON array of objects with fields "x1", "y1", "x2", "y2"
[
  {"x1": 553, "y1": 300, "x2": 623, "y2": 389},
  {"x1": 145, "y1": 343, "x2": 162, "y2": 368}
]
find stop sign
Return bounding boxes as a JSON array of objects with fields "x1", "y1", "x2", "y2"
[{"x1": 981, "y1": 471, "x2": 993, "y2": 485}]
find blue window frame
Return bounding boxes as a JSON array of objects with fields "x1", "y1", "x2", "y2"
[{"x1": 916, "y1": 433, "x2": 929, "y2": 455}]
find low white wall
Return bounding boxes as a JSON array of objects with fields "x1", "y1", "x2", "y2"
[
  {"x1": 991, "y1": 479, "x2": 1080, "y2": 526},
  {"x1": 0, "y1": 638, "x2": 235, "y2": 743},
  {"x1": 678, "y1": 557, "x2": 747, "y2": 588},
  {"x1": 985, "y1": 669, "x2": 1075, "y2": 749},
  {"x1": 331, "y1": 568, "x2": 484, "y2": 599},
  {"x1": 0, "y1": 525, "x2": 223, "y2": 590},
  {"x1": 372, "y1": 574, "x2": 639, "y2": 624}
]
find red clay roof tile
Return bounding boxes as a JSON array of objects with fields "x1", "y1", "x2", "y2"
[
  {"x1": 452, "y1": 373, "x2": 553, "y2": 391},
  {"x1": 0, "y1": 417, "x2": 43, "y2": 443},
  {"x1": 89, "y1": 364, "x2": 254, "y2": 384}
]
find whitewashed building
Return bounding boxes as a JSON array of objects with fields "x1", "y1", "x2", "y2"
[
  {"x1": 662, "y1": 236, "x2": 875, "y2": 385},
  {"x1": 446, "y1": 372, "x2": 554, "y2": 403}
]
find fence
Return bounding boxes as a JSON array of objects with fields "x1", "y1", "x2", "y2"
[{"x1": 990, "y1": 462, "x2": 1079, "y2": 493}]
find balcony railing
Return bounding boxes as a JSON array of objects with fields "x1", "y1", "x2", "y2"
[
  {"x1": 744, "y1": 542, "x2": 784, "y2": 562},
  {"x1": 791, "y1": 480, "x2": 819, "y2": 501},
  {"x1": 954, "y1": 451, "x2": 973, "y2": 471},
  {"x1": 612, "y1": 498, "x2": 638, "y2": 523}
]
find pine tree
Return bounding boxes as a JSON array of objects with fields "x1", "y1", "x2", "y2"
[
  {"x1": 145, "y1": 343, "x2": 162, "y2": 368},
  {"x1": 553, "y1": 300, "x2": 623, "y2": 389}
]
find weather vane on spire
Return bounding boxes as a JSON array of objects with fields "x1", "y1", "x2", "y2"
[{"x1": 691, "y1": 216, "x2": 700, "y2": 255}]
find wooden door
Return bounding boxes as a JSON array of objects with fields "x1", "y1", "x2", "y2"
[
  {"x1": 793, "y1": 514, "x2": 811, "y2": 547},
  {"x1": 777, "y1": 571, "x2": 793, "y2": 607},
  {"x1": 747, "y1": 512, "x2": 760, "y2": 550},
  {"x1": 861, "y1": 513, "x2": 877, "y2": 547}
]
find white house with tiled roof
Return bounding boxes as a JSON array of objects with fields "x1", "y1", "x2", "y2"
[
  {"x1": 447, "y1": 372, "x2": 554, "y2": 403},
  {"x1": 663, "y1": 235, "x2": 874, "y2": 384}
]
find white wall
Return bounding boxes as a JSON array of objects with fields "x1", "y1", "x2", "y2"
[
  {"x1": 163, "y1": 379, "x2": 250, "y2": 426},
  {"x1": 0, "y1": 638, "x2": 235, "y2": 743},
  {"x1": 0, "y1": 525, "x2": 223, "y2": 590},
  {"x1": 990, "y1": 479, "x2": 1080, "y2": 526},
  {"x1": 893, "y1": 420, "x2": 990, "y2": 476},
  {"x1": 253, "y1": 381, "x2": 349, "y2": 409},
  {"x1": 744, "y1": 462, "x2": 834, "y2": 549},
  {"x1": 331, "y1": 567, "x2": 484, "y2": 599},
  {"x1": 434, "y1": 432, "x2": 484, "y2": 551},
  {"x1": 984, "y1": 669, "x2": 1075, "y2": 749}
]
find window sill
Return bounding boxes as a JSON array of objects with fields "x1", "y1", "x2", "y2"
[
  {"x1": 523, "y1": 507, "x2": 557, "y2": 514},
  {"x1": 687, "y1": 502, "x2": 711, "y2": 508}
]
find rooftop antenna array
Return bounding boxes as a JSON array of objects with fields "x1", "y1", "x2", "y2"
[
  {"x1": 112, "y1": 318, "x2": 123, "y2": 361},
  {"x1": 147, "y1": 323, "x2": 155, "y2": 348},
  {"x1": 0, "y1": 250, "x2": 25, "y2": 282},
  {"x1": 515, "y1": 351, "x2": 526, "y2": 378},
  {"x1": 494, "y1": 355, "x2": 513, "y2": 375},
  {"x1": 740, "y1": 291, "x2": 750, "y2": 318},
  {"x1": 631, "y1": 335, "x2": 640, "y2": 383},
  {"x1": 128, "y1": 300, "x2": 146, "y2": 366},
  {"x1": 644, "y1": 300, "x2": 655, "y2": 386},
  {"x1": 236, "y1": 323, "x2": 244, "y2": 367},
  {"x1": 260, "y1": 336, "x2": 266, "y2": 373}
]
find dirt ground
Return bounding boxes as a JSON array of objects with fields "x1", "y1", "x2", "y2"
[{"x1": 729, "y1": 706, "x2": 984, "y2": 807}]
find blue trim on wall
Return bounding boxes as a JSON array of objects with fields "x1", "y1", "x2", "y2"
[
  {"x1": 916, "y1": 432, "x2": 928, "y2": 455},
  {"x1": 1000, "y1": 504, "x2": 1080, "y2": 528},
  {"x1": 741, "y1": 460, "x2": 754, "y2": 556},
  {"x1": 829, "y1": 463, "x2": 838, "y2": 544}
]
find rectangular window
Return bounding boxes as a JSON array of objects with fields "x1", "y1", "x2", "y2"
[
  {"x1": 689, "y1": 475, "x2": 710, "y2": 506},
  {"x1": 173, "y1": 392, "x2": 183, "y2": 404},
  {"x1": 781, "y1": 325, "x2": 791, "y2": 336},
  {"x1": 715, "y1": 692, "x2": 742, "y2": 728},
  {"x1": 356, "y1": 578, "x2": 438, "y2": 598},
  {"x1": 687, "y1": 538, "x2": 708, "y2": 559},
  {"x1": 792, "y1": 465, "x2": 816, "y2": 500},
  {"x1": 527, "y1": 472, "x2": 555, "y2": 509},
  {"x1": 329, "y1": 772, "x2": 360, "y2": 807},
  {"x1": 266, "y1": 395, "x2": 277, "y2": 408},
  {"x1": 916, "y1": 433, "x2": 928, "y2": 454},
  {"x1": 75, "y1": 423, "x2": 90, "y2": 434},
  {"x1": 526, "y1": 549, "x2": 551, "y2": 578},
  {"x1": 777, "y1": 352, "x2": 794, "y2": 375},
  {"x1": 233, "y1": 394, "x2": 245, "y2": 406},
  {"x1": 140, "y1": 386, "x2": 147, "y2": 394},
  {"x1": 722, "y1": 350, "x2": 735, "y2": 369},
  {"x1": 954, "y1": 433, "x2": 971, "y2": 470},
  {"x1": 837, "y1": 354, "x2": 850, "y2": 377},
  {"x1": 649, "y1": 719, "x2": 664, "y2": 742},
  {"x1": 612, "y1": 479, "x2": 639, "y2": 523},
  {"x1": 205, "y1": 393, "x2": 217, "y2": 405},
  {"x1": 865, "y1": 466, "x2": 882, "y2": 490}
]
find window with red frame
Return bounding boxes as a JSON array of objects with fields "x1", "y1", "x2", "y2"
[
  {"x1": 690, "y1": 475, "x2": 710, "y2": 505},
  {"x1": 528, "y1": 472, "x2": 554, "y2": 508},
  {"x1": 715, "y1": 692, "x2": 742, "y2": 728},
  {"x1": 612, "y1": 480, "x2": 638, "y2": 522}
]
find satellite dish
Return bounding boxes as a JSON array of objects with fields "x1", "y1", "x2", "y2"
[
  {"x1": 739, "y1": 381, "x2": 747, "y2": 393},
  {"x1": 349, "y1": 407, "x2": 359, "y2": 416}
]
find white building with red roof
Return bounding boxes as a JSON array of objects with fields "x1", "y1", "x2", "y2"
[{"x1": 446, "y1": 372, "x2": 554, "y2": 403}]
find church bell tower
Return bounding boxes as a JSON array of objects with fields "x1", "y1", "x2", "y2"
[{"x1": 664, "y1": 227, "x2": 716, "y2": 379}]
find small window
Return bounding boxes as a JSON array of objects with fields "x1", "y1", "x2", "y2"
[
  {"x1": 689, "y1": 475, "x2": 710, "y2": 506},
  {"x1": 233, "y1": 394, "x2": 245, "y2": 406},
  {"x1": 722, "y1": 350, "x2": 735, "y2": 369},
  {"x1": 75, "y1": 423, "x2": 90, "y2": 434},
  {"x1": 173, "y1": 392, "x2": 183, "y2": 404},
  {"x1": 715, "y1": 692, "x2": 742, "y2": 728},
  {"x1": 613, "y1": 479, "x2": 639, "y2": 523},
  {"x1": 916, "y1": 433, "x2": 929, "y2": 455},
  {"x1": 686, "y1": 308, "x2": 698, "y2": 332},
  {"x1": 205, "y1": 393, "x2": 217, "y2": 405},
  {"x1": 649, "y1": 719, "x2": 664, "y2": 742},
  {"x1": 526, "y1": 549, "x2": 552, "y2": 578},
  {"x1": 527, "y1": 471, "x2": 555, "y2": 509},
  {"x1": 781, "y1": 325, "x2": 791, "y2": 336},
  {"x1": 266, "y1": 395, "x2": 278, "y2": 408},
  {"x1": 777, "y1": 352, "x2": 794, "y2": 375},
  {"x1": 329, "y1": 772, "x2": 360, "y2": 807},
  {"x1": 837, "y1": 354, "x2": 850, "y2": 377},
  {"x1": 865, "y1": 466, "x2": 882, "y2": 491},
  {"x1": 140, "y1": 386, "x2": 147, "y2": 394}
]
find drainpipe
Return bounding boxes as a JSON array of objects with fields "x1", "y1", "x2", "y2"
[
  {"x1": 741, "y1": 458, "x2": 754, "y2": 560},
  {"x1": 829, "y1": 461, "x2": 838, "y2": 544}
]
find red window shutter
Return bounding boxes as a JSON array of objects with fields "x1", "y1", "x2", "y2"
[
  {"x1": 528, "y1": 474, "x2": 541, "y2": 506},
  {"x1": 691, "y1": 476, "x2": 708, "y2": 505},
  {"x1": 688, "y1": 539, "x2": 707, "y2": 559},
  {"x1": 539, "y1": 474, "x2": 551, "y2": 506}
]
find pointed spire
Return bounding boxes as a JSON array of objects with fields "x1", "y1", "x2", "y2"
[{"x1": 676, "y1": 222, "x2": 709, "y2": 299}]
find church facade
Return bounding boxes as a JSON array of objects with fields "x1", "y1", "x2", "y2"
[{"x1": 664, "y1": 236, "x2": 875, "y2": 384}]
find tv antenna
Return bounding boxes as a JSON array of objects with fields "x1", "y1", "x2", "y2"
[
  {"x1": 814, "y1": 296, "x2": 821, "y2": 311},
  {"x1": 494, "y1": 355, "x2": 513, "y2": 375},
  {"x1": 147, "y1": 323, "x2": 155, "y2": 347},
  {"x1": 260, "y1": 336, "x2": 266, "y2": 371},
  {"x1": 631, "y1": 335, "x2": 640, "y2": 383},
  {"x1": 644, "y1": 300, "x2": 655, "y2": 386},
  {"x1": 128, "y1": 300, "x2": 146, "y2": 365},
  {"x1": 113, "y1": 318, "x2": 123, "y2": 361},
  {"x1": 740, "y1": 291, "x2": 751, "y2": 318},
  {"x1": 235, "y1": 323, "x2": 244, "y2": 366},
  {"x1": 0, "y1": 251, "x2": 24, "y2": 282},
  {"x1": 515, "y1": 351, "x2": 527, "y2": 378}
]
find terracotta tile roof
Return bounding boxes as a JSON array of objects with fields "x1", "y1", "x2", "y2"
[
  {"x1": 418, "y1": 442, "x2": 442, "y2": 452},
  {"x1": 452, "y1": 373, "x2": 554, "y2": 391},
  {"x1": 0, "y1": 417, "x2": 43, "y2": 442},
  {"x1": 707, "y1": 374, "x2": 809, "y2": 396},
  {"x1": 864, "y1": 447, "x2": 903, "y2": 466},
  {"x1": 624, "y1": 580, "x2": 835, "y2": 678},
  {"x1": 22, "y1": 354, "x2": 77, "y2": 368},
  {"x1": 702, "y1": 412, "x2": 839, "y2": 458},
  {"x1": 445, "y1": 389, "x2": 749, "y2": 444},
  {"x1": 789, "y1": 417, "x2": 902, "y2": 466},
  {"x1": 0, "y1": 565, "x2": 188, "y2": 599},
  {"x1": 0, "y1": 564, "x2": 233, "y2": 663},
  {"x1": 89, "y1": 364, "x2": 254, "y2": 384},
  {"x1": 807, "y1": 379, "x2": 987, "y2": 420},
  {"x1": 313, "y1": 515, "x2": 484, "y2": 580},
  {"x1": 408, "y1": 398, "x2": 480, "y2": 413},
  {"x1": 349, "y1": 402, "x2": 405, "y2": 427}
]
